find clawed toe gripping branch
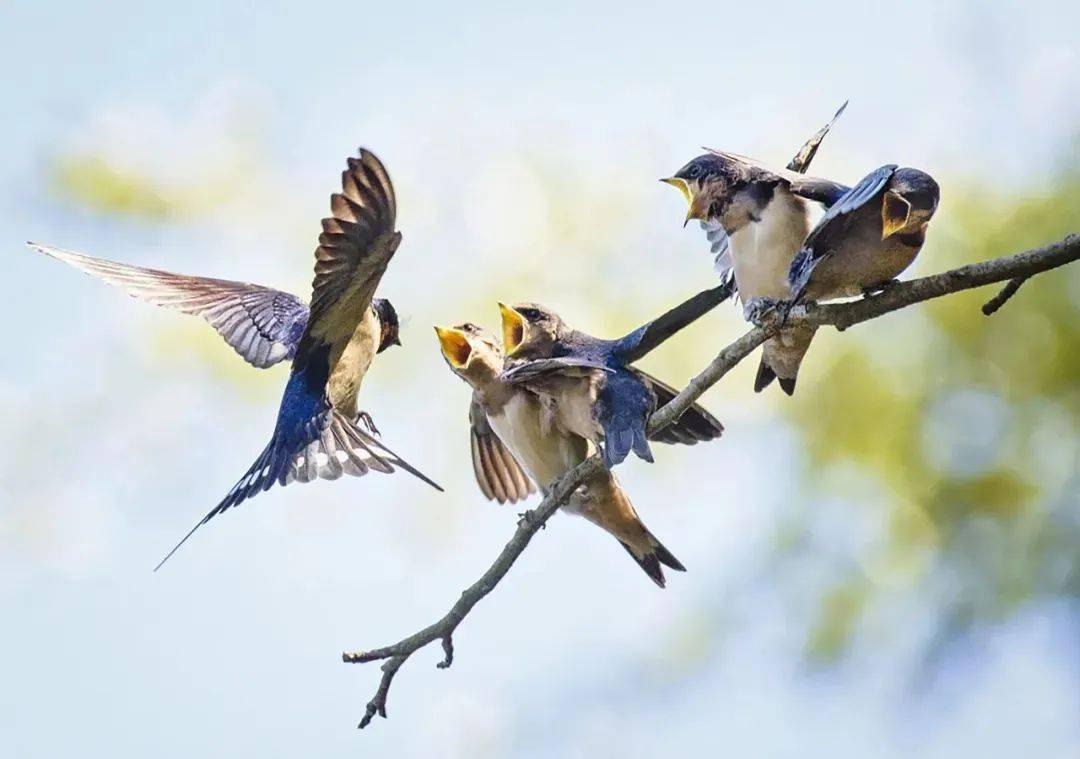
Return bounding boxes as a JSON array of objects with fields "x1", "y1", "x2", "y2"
[{"x1": 343, "y1": 234, "x2": 1079, "y2": 730}]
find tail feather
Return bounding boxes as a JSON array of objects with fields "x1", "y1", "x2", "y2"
[
  {"x1": 154, "y1": 439, "x2": 287, "y2": 571},
  {"x1": 619, "y1": 542, "x2": 666, "y2": 588},
  {"x1": 154, "y1": 409, "x2": 442, "y2": 571},
  {"x1": 754, "y1": 359, "x2": 777, "y2": 392},
  {"x1": 757, "y1": 329, "x2": 816, "y2": 396},
  {"x1": 618, "y1": 531, "x2": 685, "y2": 588},
  {"x1": 652, "y1": 537, "x2": 686, "y2": 572}
]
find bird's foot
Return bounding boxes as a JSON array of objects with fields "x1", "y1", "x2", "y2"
[
  {"x1": 744, "y1": 297, "x2": 795, "y2": 328},
  {"x1": 356, "y1": 411, "x2": 381, "y2": 436},
  {"x1": 862, "y1": 279, "x2": 900, "y2": 298},
  {"x1": 517, "y1": 510, "x2": 546, "y2": 530}
]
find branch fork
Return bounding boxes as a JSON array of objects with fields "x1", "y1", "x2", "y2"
[{"x1": 344, "y1": 233, "x2": 1079, "y2": 730}]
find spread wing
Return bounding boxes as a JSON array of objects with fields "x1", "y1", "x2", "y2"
[
  {"x1": 614, "y1": 281, "x2": 735, "y2": 364},
  {"x1": 634, "y1": 369, "x2": 725, "y2": 445},
  {"x1": 696, "y1": 108, "x2": 849, "y2": 277},
  {"x1": 28, "y1": 243, "x2": 308, "y2": 368},
  {"x1": 469, "y1": 397, "x2": 535, "y2": 504},
  {"x1": 786, "y1": 100, "x2": 847, "y2": 174},
  {"x1": 300, "y1": 149, "x2": 401, "y2": 356},
  {"x1": 789, "y1": 164, "x2": 898, "y2": 301},
  {"x1": 700, "y1": 219, "x2": 735, "y2": 282}
]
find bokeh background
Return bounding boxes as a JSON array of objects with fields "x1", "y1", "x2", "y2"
[{"x1": 2, "y1": 2, "x2": 1077, "y2": 756}]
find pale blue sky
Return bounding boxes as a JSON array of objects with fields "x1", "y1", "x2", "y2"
[{"x1": 1, "y1": 2, "x2": 1077, "y2": 757}]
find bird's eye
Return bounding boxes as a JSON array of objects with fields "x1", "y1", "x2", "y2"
[
  {"x1": 687, "y1": 166, "x2": 700, "y2": 179},
  {"x1": 708, "y1": 200, "x2": 722, "y2": 217}
]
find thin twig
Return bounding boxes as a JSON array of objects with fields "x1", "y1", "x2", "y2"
[
  {"x1": 345, "y1": 233, "x2": 1079, "y2": 730},
  {"x1": 982, "y1": 276, "x2": 1030, "y2": 315}
]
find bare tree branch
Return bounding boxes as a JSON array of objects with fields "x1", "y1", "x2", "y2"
[
  {"x1": 982, "y1": 276, "x2": 1030, "y2": 315},
  {"x1": 344, "y1": 233, "x2": 1079, "y2": 730}
]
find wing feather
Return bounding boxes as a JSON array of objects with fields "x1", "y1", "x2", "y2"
[
  {"x1": 28, "y1": 243, "x2": 308, "y2": 368},
  {"x1": 304, "y1": 149, "x2": 401, "y2": 348},
  {"x1": 468, "y1": 397, "x2": 535, "y2": 504},
  {"x1": 634, "y1": 369, "x2": 725, "y2": 445}
]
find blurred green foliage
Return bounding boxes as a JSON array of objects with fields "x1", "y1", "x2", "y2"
[
  {"x1": 792, "y1": 169, "x2": 1080, "y2": 662},
  {"x1": 45, "y1": 135, "x2": 1078, "y2": 670}
]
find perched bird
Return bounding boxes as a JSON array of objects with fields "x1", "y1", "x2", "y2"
[
  {"x1": 29, "y1": 149, "x2": 440, "y2": 569},
  {"x1": 661, "y1": 105, "x2": 850, "y2": 395},
  {"x1": 498, "y1": 303, "x2": 724, "y2": 467},
  {"x1": 676, "y1": 101, "x2": 848, "y2": 282},
  {"x1": 435, "y1": 323, "x2": 685, "y2": 586},
  {"x1": 788, "y1": 165, "x2": 940, "y2": 304}
]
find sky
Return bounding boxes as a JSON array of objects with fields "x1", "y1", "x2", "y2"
[{"x1": 1, "y1": 1, "x2": 1077, "y2": 757}]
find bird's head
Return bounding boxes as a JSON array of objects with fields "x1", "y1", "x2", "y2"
[
  {"x1": 661, "y1": 153, "x2": 768, "y2": 234},
  {"x1": 434, "y1": 322, "x2": 504, "y2": 384},
  {"x1": 881, "y1": 168, "x2": 941, "y2": 240},
  {"x1": 498, "y1": 302, "x2": 564, "y2": 359},
  {"x1": 373, "y1": 298, "x2": 402, "y2": 354}
]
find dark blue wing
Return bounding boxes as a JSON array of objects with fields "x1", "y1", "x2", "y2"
[
  {"x1": 806, "y1": 165, "x2": 898, "y2": 250},
  {"x1": 29, "y1": 243, "x2": 309, "y2": 368},
  {"x1": 789, "y1": 165, "x2": 897, "y2": 300},
  {"x1": 596, "y1": 371, "x2": 654, "y2": 467},
  {"x1": 614, "y1": 281, "x2": 734, "y2": 364}
]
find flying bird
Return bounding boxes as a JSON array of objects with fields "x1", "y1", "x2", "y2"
[
  {"x1": 788, "y1": 165, "x2": 940, "y2": 305},
  {"x1": 435, "y1": 323, "x2": 685, "y2": 586},
  {"x1": 498, "y1": 303, "x2": 724, "y2": 467},
  {"x1": 30, "y1": 149, "x2": 440, "y2": 569},
  {"x1": 661, "y1": 104, "x2": 850, "y2": 395}
]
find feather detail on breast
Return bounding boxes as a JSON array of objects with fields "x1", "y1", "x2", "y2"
[
  {"x1": 327, "y1": 307, "x2": 379, "y2": 416},
  {"x1": 486, "y1": 392, "x2": 587, "y2": 488},
  {"x1": 730, "y1": 190, "x2": 811, "y2": 300}
]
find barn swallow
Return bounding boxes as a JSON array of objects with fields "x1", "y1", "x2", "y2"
[
  {"x1": 435, "y1": 323, "x2": 684, "y2": 587},
  {"x1": 498, "y1": 303, "x2": 724, "y2": 467},
  {"x1": 665, "y1": 101, "x2": 848, "y2": 282},
  {"x1": 788, "y1": 165, "x2": 940, "y2": 304},
  {"x1": 29, "y1": 149, "x2": 440, "y2": 569},
  {"x1": 661, "y1": 105, "x2": 851, "y2": 395}
]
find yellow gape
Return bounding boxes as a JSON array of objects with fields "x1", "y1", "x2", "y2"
[{"x1": 498, "y1": 303, "x2": 527, "y2": 356}]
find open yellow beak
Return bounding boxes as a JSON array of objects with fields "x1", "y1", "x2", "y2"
[
  {"x1": 434, "y1": 326, "x2": 472, "y2": 368},
  {"x1": 660, "y1": 176, "x2": 692, "y2": 203},
  {"x1": 881, "y1": 190, "x2": 912, "y2": 239},
  {"x1": 498, "y1": 302, "x2": 527, "y2": 356},
  {"x1": 661, "y1": 177, "x2": 706, "y2": 226}
]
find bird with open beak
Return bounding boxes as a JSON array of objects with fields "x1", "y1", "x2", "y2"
[
  {"x1": 435, "y1": 322, "x2": 685, "y2": 587},
  {"x1": 29, "y1": 149, "x2": 441, "y2": 569},
  {"x1": 787, "y1": 165, "x2": 940, "y2": 305},
  {"x1": 497, "y1": 302, "x2": 724, "y2": 468},
  {"x1": 661, "y1": 104, "x2": 850, "y2": 395}
]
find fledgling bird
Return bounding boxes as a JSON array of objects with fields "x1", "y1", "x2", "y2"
[
  {"x1": 788, "y1": 165, "x2": 940, "y2": 304},
  {"x1": 29, "y1": 149, "x2": 441, "y2": 569},
  {"x1": 661, "y1": 105, "x2": 850, "y2": 395},
  {"x1": 498, "y1": 303, "x2": 724, "y2": 467},
  {"x1": 435, "y1": 323, "x2": 685, "y2": 587}
]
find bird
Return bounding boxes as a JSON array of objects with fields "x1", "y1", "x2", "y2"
[
  {"x1": 435, "y1": 322, "x2": 685, "y2": 587},
  {"x1": 787, "y1": 165, "x2": 940, "y2": 305},
  {"x1": 497, "y1": 302, "x2": 724, "y2": 467},
  {"x1": 29, "y1": 148, "x2": 441, "y2": 569},
  {"x1": 661, "y1": 104, "x2": 850, "y2": 395}
]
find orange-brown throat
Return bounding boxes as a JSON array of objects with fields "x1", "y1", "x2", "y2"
[
  {"x1": 434, "y1": 326, "x2": 472, "y2": 368},
  {"x1": 498, "y1": 303, "x2": 526, "y2": 356}
]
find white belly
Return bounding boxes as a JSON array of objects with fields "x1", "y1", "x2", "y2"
[
  {"x1": 730, "y1": 191, "x2": 810, "y2": 300},
  {"x1": 487, "y1": 392, "x2": 585, "y2": 488}
]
